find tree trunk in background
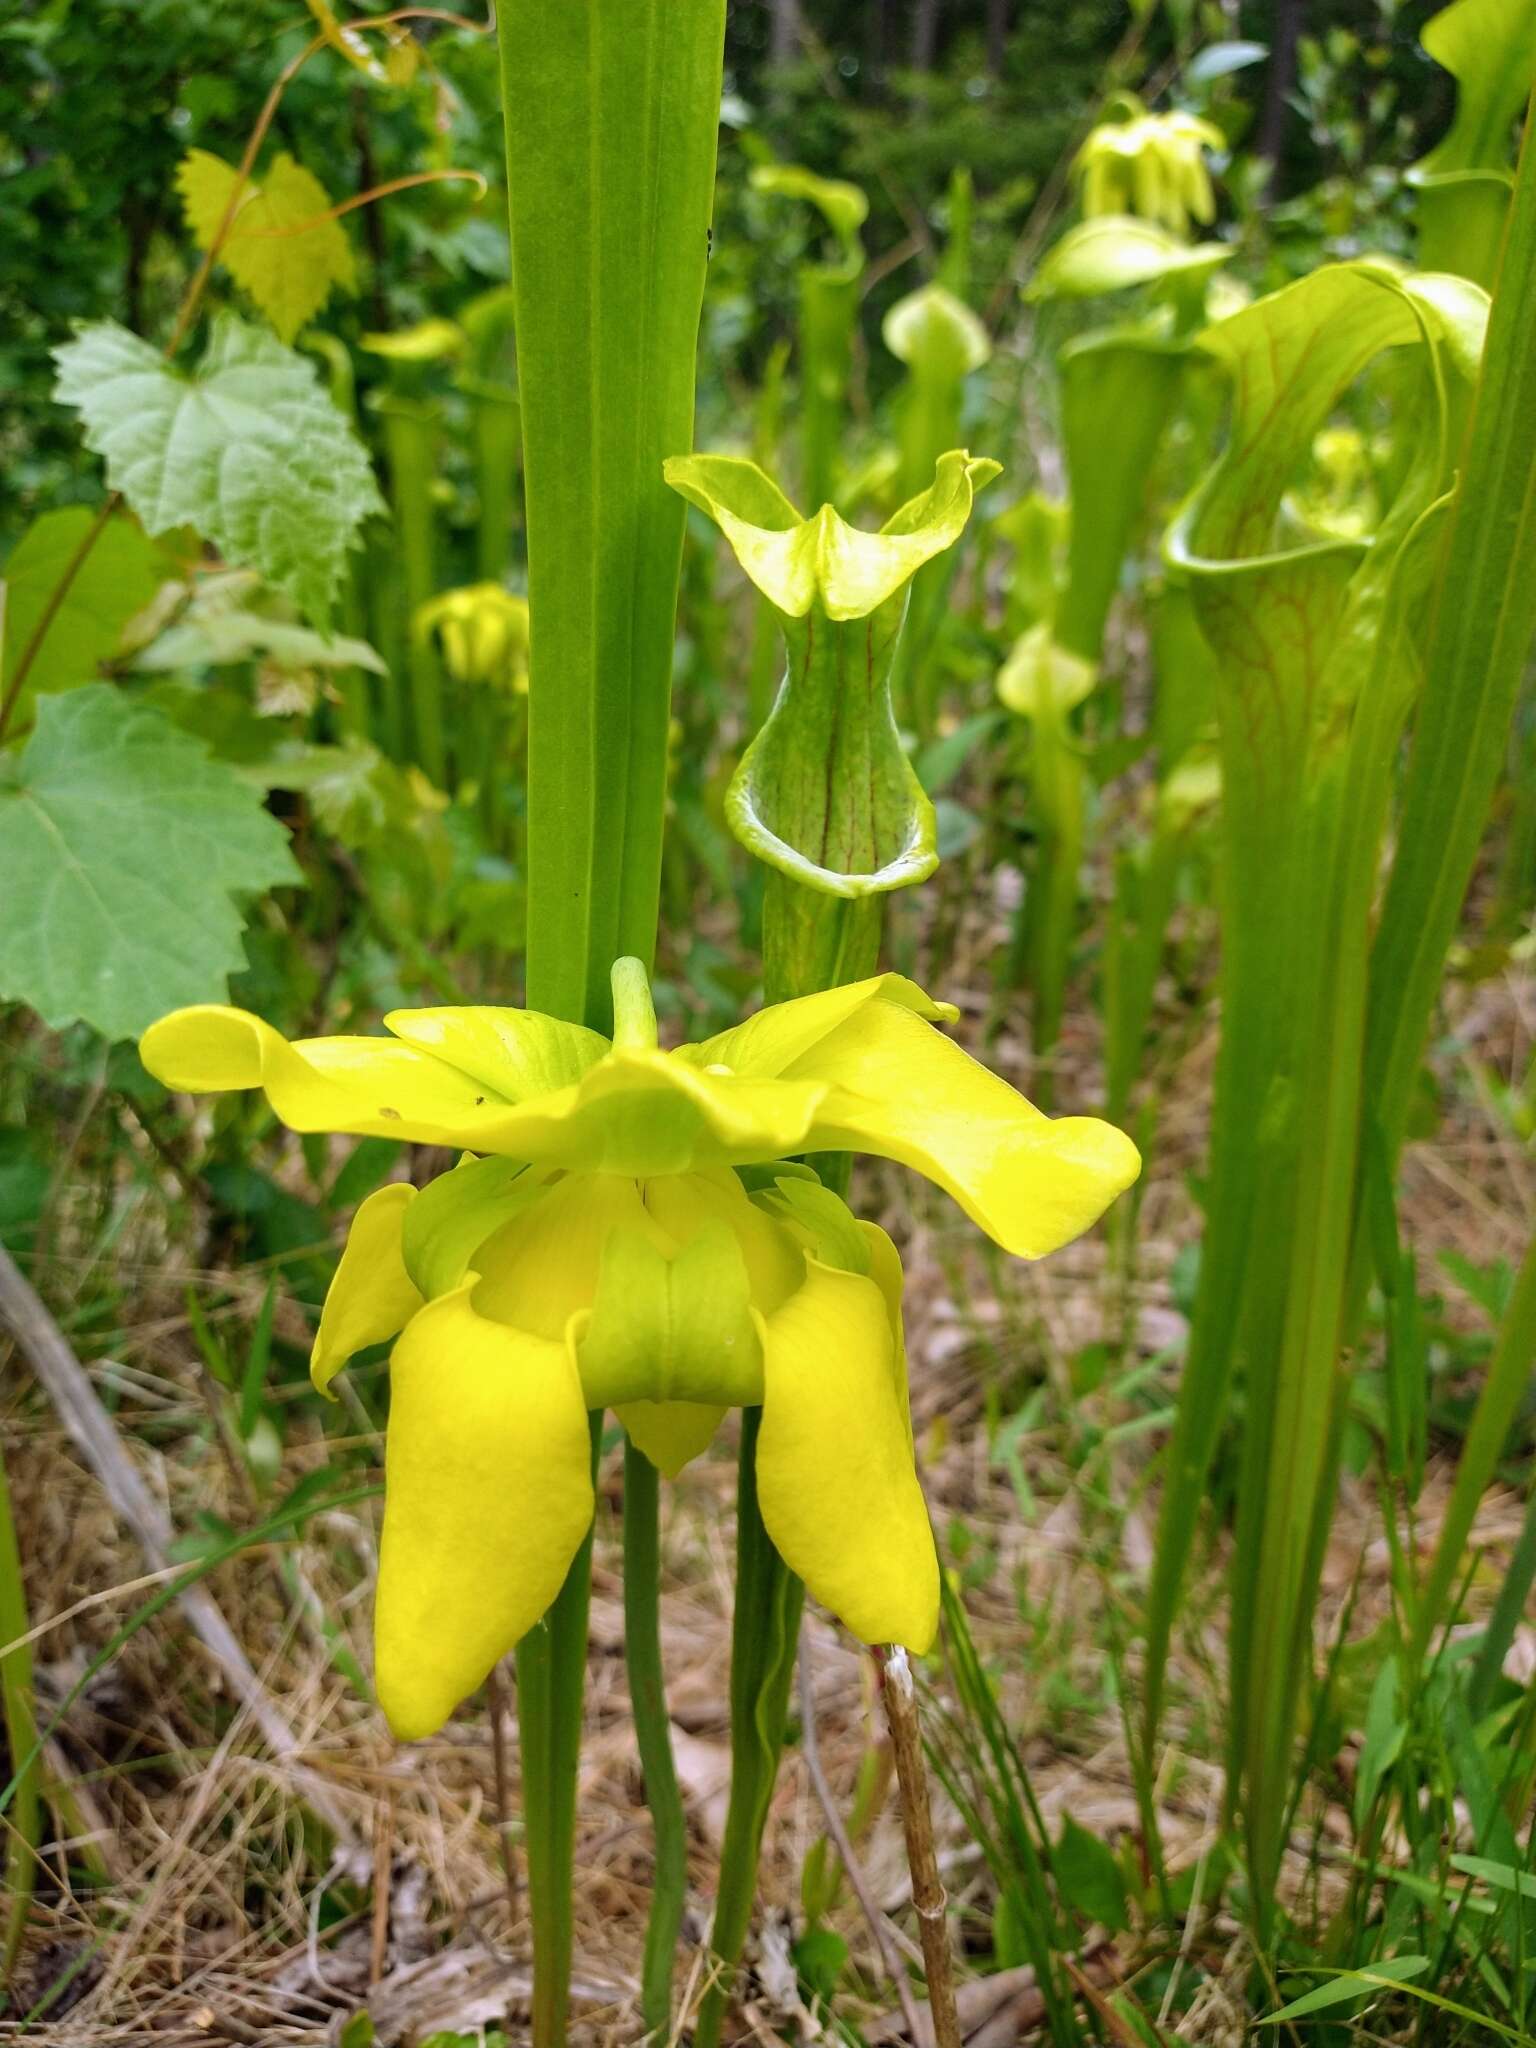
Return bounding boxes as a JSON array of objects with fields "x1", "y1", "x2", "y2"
[
  {"x1": 769, "y1": 0, "x2": 800, "y2": 66},
  {"x1": 987, "y1": 0, "x2": 1010, "y2": 77},
  {"x1": 911, "y1": 0, "x2": 940, "y2": 73},
  {"x1": 1255, "y1": 0, "x2": 1303, "y2": 185}
]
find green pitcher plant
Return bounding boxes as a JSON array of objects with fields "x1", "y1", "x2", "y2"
[
  {"x1": 1408, "y1": 0, "x2": 1536, "y2": 288},
  {"x1": 665, "y1": 447, "x2": 999, "y2": 989},
  {"x1": 139, "y1": 957, "x2": 1139, "y2": 1738}
]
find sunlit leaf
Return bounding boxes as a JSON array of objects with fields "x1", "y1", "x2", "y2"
[
  {"x1": 53, "y1": 314, "x2": 385, "y2": 627},
  {"x1": 1262, "y1": 1956, "x2": 1431, "y2": 2024},
  {"x1": 177, "y1": 149, "x2": 356, "y2": 343},
  {"x1": 0, "y1": 685, "x2": 300, "y2": 1039},
  {"x1": 360, "y1": 319, "x2": 468, "y2": 364},
  {"x1": 1184, "y1": 39, "x2": 1267, "y2": 83}
]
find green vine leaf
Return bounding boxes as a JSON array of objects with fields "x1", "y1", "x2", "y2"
[
  {"x1": 52, "y1": 315, "x2": 384, "y2": 626},
  {"x1": 1, "y1": 507, "x2": 169, "y2": 725},
  {"x1": 177, "y1": 149, "x2": 356, "y2": 344},
  {"x1": 0, "y1": 685, "x2": 301, "y2": 1040}
]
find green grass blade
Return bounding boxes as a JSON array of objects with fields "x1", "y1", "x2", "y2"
[
  {"x1": 1409, "y1": 1230, "x2": 1536, "y2": 1668},
  {"x1": 0, "y1": 1435, "x2": 40, "y2": 1984}
]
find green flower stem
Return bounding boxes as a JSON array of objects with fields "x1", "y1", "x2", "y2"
[
  {"x1": 694, "y1": 920, "x2": 860, "y2": 2043},
  {"x1": 0, "y1": 1433, "x2": 39, "y2": 1985},
  {"x1": 377, "y1": 394, "x2": 446, "y2": 786},
  {"x1": 516, "y1": 1415, "x2": 601, "y2": 2048},
  {"x1": 693, "y1": 1407, "x2": 807, "y2": 2048},
  {"x1": 622, "y1": 1443, "x2": 688, "y2": 2039}
]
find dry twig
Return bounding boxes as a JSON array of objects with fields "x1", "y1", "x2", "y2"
[
  {"x1": 797, "y1": 1627, "x2": 926, "y2": 2042},
  {"x1": 880, "y1": 1646, "x2": 960, "y2": 2048}
]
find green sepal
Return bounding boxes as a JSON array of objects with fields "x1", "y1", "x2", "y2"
[
  {"x1": 997, "y1": 624, "x2": 1097, "y2": 721},
  {"x1": 883, "y1": 284, "x2": 991, "y2": 502},
  {"x1": 578, "y1": 1217, "x2": 762, "y2": 1408},
  {"x1": 732, "y1": 1159, "x2": 822, "y2": 1194},
  {"x1": 400, "y1": 1153, "x2": 542, "y2": 1298},
  {"x1": 883, "y1": 282, "x2": 990, "y2": 380},
  {"x1": 753, "y1": 1175, "x2": 871, "y2": 1276}
]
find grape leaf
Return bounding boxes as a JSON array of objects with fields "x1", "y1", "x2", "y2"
[
  {"x1": 0, "y1": 685, "x2": 301, "y2": 1041},
  {"x1": 2, "y1": 507, "x2": 169, "y2": 723},
  {"x1": 52, "y1": 315, "x2": 385, "y2": 627},
  {"x1": 177, "y1": 149, "x2": 356, "y2": 344}
]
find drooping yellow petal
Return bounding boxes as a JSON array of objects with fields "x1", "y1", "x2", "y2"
[
  {"x1": 859, "y1": 1219, "x2": 915, "y2": 1453},
  {"x1": 755, "y1": 1258, "x2": 938, "y2": 1652},
  {"x1": 382, "y1": 1005, "x2": 607, "y2": 1101},
  {"x1": 310, "y1": 1181, "x2": 424, "y2": 1396},
  {"x1": 679, "y1": 973, "x2": 954, "y2": 1082},
  {"x1": 617, "y1": 1399, "x2": 726, "y2": 1478},
  {"x1": 790, "y1": 998, "x2": 1141, "y2": 1257},
  {"x1": 465, "y1": 1051, "x2": 832, "y2": 1175},
  {"x1": 141, "y1": 1004, "x2": 829, "y2": 1170},
  {"x1": 140, "y1": 1004, "x2": 508, "y2": 1146},
  {"x1": 375, "y1": 1285, "x2": 593, "y2": 1741}
]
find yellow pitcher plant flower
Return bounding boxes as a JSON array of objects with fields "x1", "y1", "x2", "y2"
[
  {"x1": 140, "y1": 961, "x2": 1137, "y2": 1739},
  {"x1": 414, "y1": 584, "x2": 531, "y2": 695},
  {"x1": 1075, "y1": 101, "x2": 1224, "y2": 238}
]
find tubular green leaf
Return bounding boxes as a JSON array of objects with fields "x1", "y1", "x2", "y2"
[
  {"x1": 1056, "y1": 330, "x2": 1186, "y2": 665},
  {"x1": 1365, "y1": 102, "x2": 1536, "y2": 1189},
  {"x1": 502, "y1": 0, "x2": 726, "y2": 1032},
  {"x1": 1147, "y1": 262, "x2": 1487, "y2": 1901},
  {"x1": 496, "y1": 12, "x2": 726, "y2": 2042}
]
